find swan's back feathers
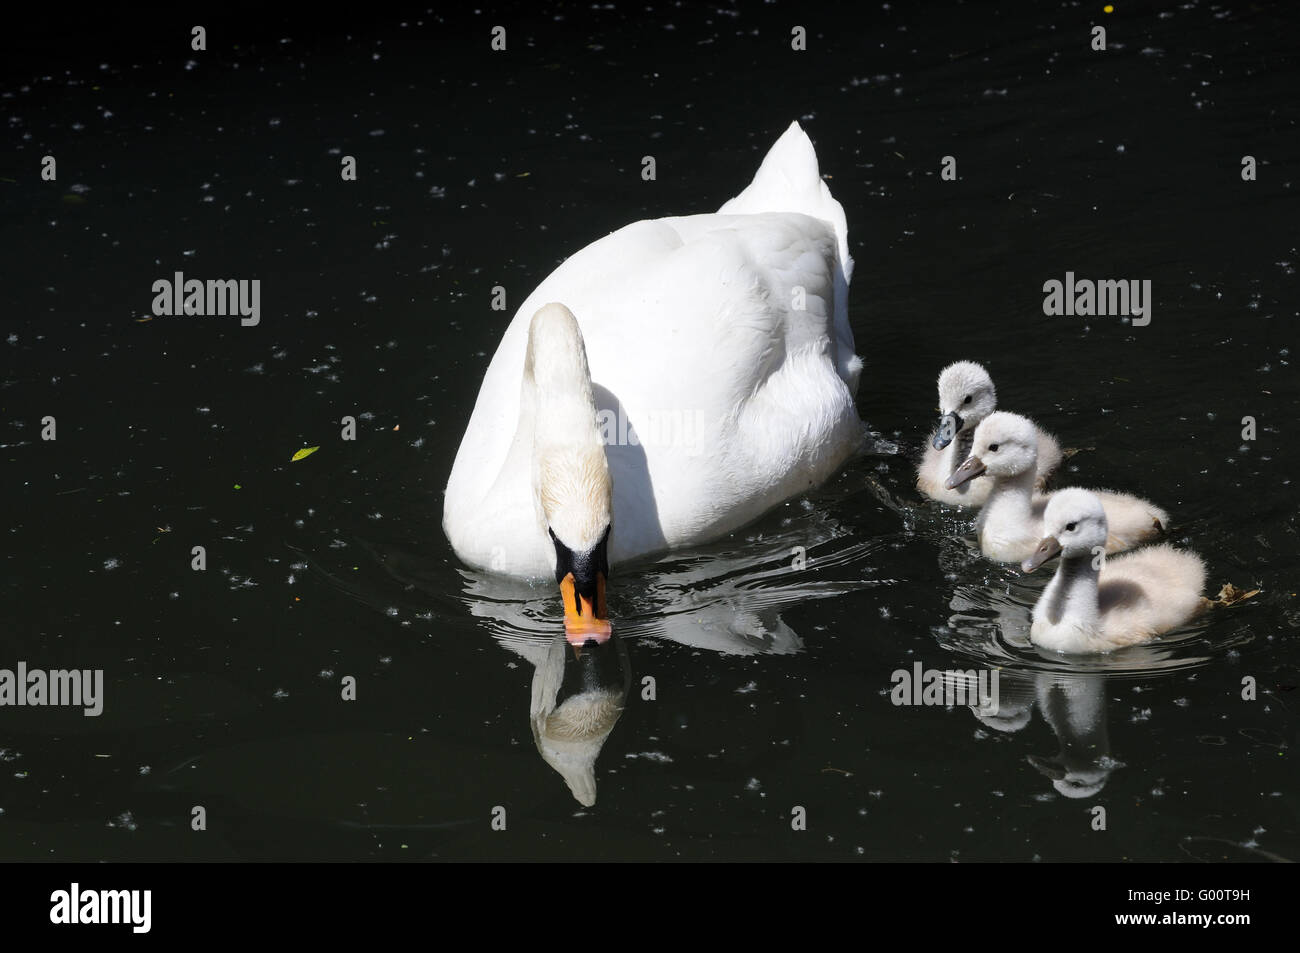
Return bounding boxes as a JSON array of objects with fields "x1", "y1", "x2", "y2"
[{"x1": 718, "y1": 121, "x2": 858, "y2": 395}]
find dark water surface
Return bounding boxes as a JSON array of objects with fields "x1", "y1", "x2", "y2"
[{"x1": 2, "y1": 2, "x2": 1297, "y2": 861}]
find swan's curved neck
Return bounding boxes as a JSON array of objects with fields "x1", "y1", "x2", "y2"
[
  {"x1": 445, "y1": 305, "x2": 611, "y2": 576},
  {"x1": 525, "y1": 305, "x2": 611, "y2": 553}
]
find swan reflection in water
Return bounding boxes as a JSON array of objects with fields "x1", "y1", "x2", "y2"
[
  {"x1": 455, "y1": 515, "x2": 887, "y2": 804},
  {"x1": 529, "y1": 631, "x2": 631, "y2": 807}
]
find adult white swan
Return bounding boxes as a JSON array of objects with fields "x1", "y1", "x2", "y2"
[{"x1": 443, "y1": 122, "x2": 863, "y2": 638}]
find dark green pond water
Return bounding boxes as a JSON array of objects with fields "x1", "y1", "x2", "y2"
[{"x1": 1, "y1": 1, "x2": 1296, "y2": 861}]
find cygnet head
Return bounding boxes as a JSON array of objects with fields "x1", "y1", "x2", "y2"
[
  {"x1": 932, "y1": 361, "x2": 997, "y2": 450},
  {"x1": 1021, "y1": 488, "x2": 1109, "y2": 572},
  {"x1": 526, "y1": 303, "x2": 613, "y2": 645},
  {"x1": 944, "y1": 411, "x2": 1039, "y2": 490}
]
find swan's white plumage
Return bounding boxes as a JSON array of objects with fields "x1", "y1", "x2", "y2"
[
  {"x1": 1029, "y1": 489, "x2": 1206, "y2": 654},
  {"x1": 444, "y1": 122, "x2": 863, "y2": 577}
]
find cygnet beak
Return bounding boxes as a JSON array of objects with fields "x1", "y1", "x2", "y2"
[
  {"x1": 932, "y1": 412, "x2": 963, "y2": 450},
  {"x1": 944, "y1": 453, "x2": 986, "y2": 489},
  {"x1": 1021, "y1": 536, "x2": 1063, "y2": 573}
]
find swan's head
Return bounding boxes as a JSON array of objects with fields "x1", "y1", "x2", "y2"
[
  {"x1": 945, "y1": 411, "x2": 1038, "y2": 489},
  {"x1": 526, "y1": 303, "x2": 614, "y2": 645},
  {"x1": 1022, "y1": 488, "x2": 1109, "y2": 572},
  {"x1": 932, "y1": 361, "x2": 997, "y2": 450}
]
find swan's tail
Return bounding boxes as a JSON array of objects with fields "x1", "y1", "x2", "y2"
[
  {"x1": 718, "y1": 121, "x2": 853, "y2": 285},
  {"x1": 719, "y1": 121, "x2": 860, "y2": 395}
]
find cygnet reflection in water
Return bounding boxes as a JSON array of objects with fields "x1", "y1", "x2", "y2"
[{"x1": 959, "y1": 668, "x2": 1119, "y2": 800}]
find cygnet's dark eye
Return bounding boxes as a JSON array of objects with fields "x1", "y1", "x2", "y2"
[
  {"x1": 963, "y1": 395, "x2": 972, "y2": 404},
  {"x1": 988, "y1": 443, "x2": 999, "y2": 452},
  {"x1": 1066, "y1": 522, "x2": 1077, "y2": 532}
]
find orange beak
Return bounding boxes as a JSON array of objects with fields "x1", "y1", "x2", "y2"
[{"x1": 561, "y1": 571, "x2": 611, "y2": 645}]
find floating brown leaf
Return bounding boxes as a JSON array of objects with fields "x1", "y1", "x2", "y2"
[{"x1": 1209, "y1": 583, "x2": 1261, "y2": 607}]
